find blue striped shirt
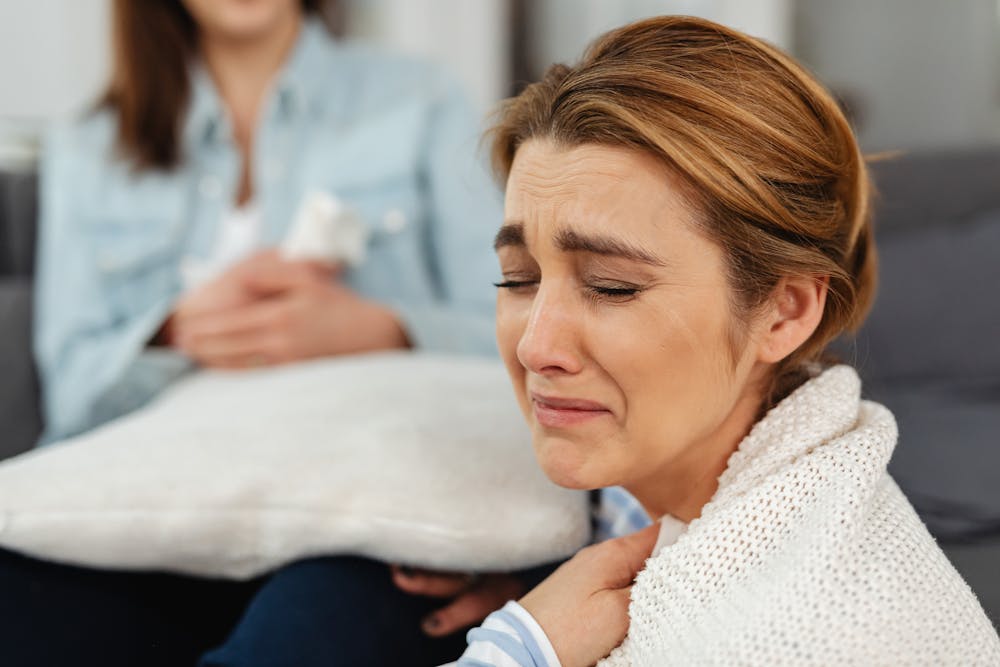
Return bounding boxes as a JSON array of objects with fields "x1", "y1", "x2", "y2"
[{"x1": 454, "y1": 486, "x2": 653, "y2": 667}]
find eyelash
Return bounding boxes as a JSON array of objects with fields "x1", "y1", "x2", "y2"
[
  {"x1": 492, "y1": 280, "x2": 537, "y2": 291},
  {"x1": 493, "y1": 280, "x2": 641, "y2": 302}
]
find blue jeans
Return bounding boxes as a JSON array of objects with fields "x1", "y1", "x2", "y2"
[
  {"x1": 199, "y1": 556, "x2": 469, "y2": 667},
  {"x1": 0, "y1": 548, "x2": 469, "y2": 666}
]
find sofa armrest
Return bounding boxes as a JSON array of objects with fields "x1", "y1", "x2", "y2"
[
  {"x1": 0, "y1": 170, "x2": 38, "y2": 277},
  {"x1": 0, "y1": 278, "x2": 41, "y2": 459},
  {"x1": 940, "y1": 536, "x2": 1000, "y2": 632}
]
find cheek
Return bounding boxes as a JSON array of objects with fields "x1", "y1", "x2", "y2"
[
  {"x1": 495, "y1": 294, "x2": 530, "y2": 415},
  {"x1": 613, "y1": 295, "x2": 739, "y2": 452}
]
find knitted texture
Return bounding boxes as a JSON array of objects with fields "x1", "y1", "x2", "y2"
[{"x1": 601, "y1": 366, "x2": 1000, "y2": 666}]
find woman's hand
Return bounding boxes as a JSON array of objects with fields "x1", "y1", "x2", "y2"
[
  {"x1": 519, "y1": 523, "x2": 659, "y2": 667},
  {"x1": 179, "y1": 250, "x2": 329, "y2": 320},
  {"x1": 157, "y1": 250, "x2": 327, "y2": 347},
  {"x1": 173, "y1": 256, "x2": 409, "y2": 368},
  {"x1": 390, "y1": 566, "x2": 526, "y2": 637}
]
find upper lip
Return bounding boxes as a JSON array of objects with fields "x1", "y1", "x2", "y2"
[{"x1": 530, "y1": 392, "x2": 610, "y2": 412}]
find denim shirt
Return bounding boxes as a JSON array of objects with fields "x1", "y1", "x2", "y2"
[{"x1": 34, "y1": 20, "x2": 503, "y2": 444}]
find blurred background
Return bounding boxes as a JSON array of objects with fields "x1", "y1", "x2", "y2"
[{"x1": 3, "y1": 0, "x2": 1000, "y2": 168}]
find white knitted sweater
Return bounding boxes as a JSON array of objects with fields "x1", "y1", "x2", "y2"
[{"x1": 601, "y1": 365, "x2": 1000, "y2": 666}]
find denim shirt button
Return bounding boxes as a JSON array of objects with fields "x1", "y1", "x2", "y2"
[
  {"x1": 199, "y1": 174, "x2": 222, "y2": 199},
  {"x1": 383, "y1": 208, "x2": 407, "y2": 234},
  {"x1": 263, "y1": 160, "x2": 285, "y2": 182},
  {"x1": 98, "y1": 254, "x2": 119, "y2": 273}
]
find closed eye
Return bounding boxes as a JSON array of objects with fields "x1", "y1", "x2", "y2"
[
  {"x1": 585, "y1": 282, "x2": 643, "y2": 303},
  {"x1": 590, "y1": 285, "x2": 638, "y2": 297},
  {"x1": 493, "y1": 279, "x2": 539, "y2": 290}
]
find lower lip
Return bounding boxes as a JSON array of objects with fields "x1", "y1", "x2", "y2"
[{"x1": 532, "y1": 401, "x2": 611, "y2": 428}]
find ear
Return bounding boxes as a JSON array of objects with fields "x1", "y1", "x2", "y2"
[{"x1": 756, "y1": 276, "x2": 828, "y2": 364}]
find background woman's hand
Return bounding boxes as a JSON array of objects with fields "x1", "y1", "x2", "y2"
[
  {"x1": 519, "y1": 523, "x2": 659, "y2": 667},
  {"x1": 177, "y1": 250, "x2": 320, "y2": 319},
  {"x1": 390, "y1": 566, "x2": 526, "y2": 637},
  {"x1": 171, "y1": 252, "x2": 409, "y2": 368},
  {"x1": 159, "y1": 250, "x2": 325, "y2": 348}
]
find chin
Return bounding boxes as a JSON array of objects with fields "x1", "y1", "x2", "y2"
[
  {"x1": 201, "y1": 0, "x2": 289, "y2": 39},
  {"x1": 533, "y1": 433, "x2": 608, "y2": 490}
]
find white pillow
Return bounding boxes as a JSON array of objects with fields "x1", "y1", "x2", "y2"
[{"x1": 0, "y1": 352, "x2": 589, "y2": 579}]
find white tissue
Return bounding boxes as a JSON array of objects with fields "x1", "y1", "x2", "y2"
[{"x1": 281, "y1": 190, "x2": 369, "y2": 266}]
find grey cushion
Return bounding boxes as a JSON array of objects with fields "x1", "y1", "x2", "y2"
[
  {"x1": 870, "y1": 148, "x2": 1000, "y2": 235},
  {"x1": 876, "y1": 379, "x2": 1000, "y2": 539},
  {"x1": 0, "y1": 170, "x2": 42, "y2": 460},
  {"x1": 941, "y1": 536, "x2": 1000, "y2": 631},
  {"x1": 849, "y1": 207, "x2": 1000, "y2": 384},
  {"x1": 0, "y1": 279, "x2": 41, "y2": 459},
  {"x1": 839, "y1": 158, "x2": 1000, "y2": 540},
  {"x1": 0, "y1": 170, "x2": 37, "y2": 277}
]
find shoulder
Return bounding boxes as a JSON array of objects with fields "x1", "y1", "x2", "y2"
[
  {"x1": 45, "y1": 108, "x2": 116, "y2": 161},
  {"x1": 42, "y1": 107, "x2": 120, "y2": 183},
  {"x1": 311, "y1": 37, "x2": 461, "y2": 111}
]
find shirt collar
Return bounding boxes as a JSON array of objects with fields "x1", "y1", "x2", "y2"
[
  {"x1": 183, "y1": 16, "x2": 334, "y2": 148},
  {"x1": 271, "y1": 16, "x2": 332, "y2": 119}
]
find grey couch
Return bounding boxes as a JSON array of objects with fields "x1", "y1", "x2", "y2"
[
  {"x1": 0, "y1": 169, "x2": 41, "y2": 458},
  {"x1": 1, "y1": 152, "x2": 998, "y2": 630}
]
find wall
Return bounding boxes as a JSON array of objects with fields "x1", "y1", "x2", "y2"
[
  {"x1": 795, "y1": 0, "x2": 1000, "y2": 151},
  {"x1": 0, "y1": 0, "x2": 110, "y2": 166},
  {"x1": 344, "y1": 0, "x2": 509, "y2": 114},
  {"x1": 526, "y1": 0, "x2": 793, "y2": 79}
]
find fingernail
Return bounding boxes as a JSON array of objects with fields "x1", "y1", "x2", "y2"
[
  {"x1": 422, "y1": 615, "x2": 440, "y2": 634},
  {"x1": 398, "y1": 566, "x2": 416, "y2": 578}
]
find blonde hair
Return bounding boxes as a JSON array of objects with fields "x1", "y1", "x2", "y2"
[{"x1": 490, "y1": 15, "x2": 876, "y2": 406}]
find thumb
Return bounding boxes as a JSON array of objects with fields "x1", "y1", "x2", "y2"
[
  {"x1": 604, "y1": 522, "x2": 660, "y2": 588},
  {"x1": 244, "y1": 261, "x2": 328, "y2": 296}
]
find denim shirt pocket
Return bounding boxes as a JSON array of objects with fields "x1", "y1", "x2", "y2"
[
  {"x1": 87, "y1": 215, "x2": 183, "y2": 322},
  {"x1": 337, "y1": 175, "x2": 434, "y2": 300}
]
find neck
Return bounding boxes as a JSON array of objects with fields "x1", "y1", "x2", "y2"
[
  {"x1": 198, "y1": 12, "x2": 302, "y2": 147},
  {"x1": 627, "y1": 370, "x2": 767, "y2": 524}
]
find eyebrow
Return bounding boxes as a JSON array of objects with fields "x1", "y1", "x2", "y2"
[
  {"x1": 494, "y1": 222, "x2": 666, "y2": 266},
  {"x1": 555, "y1": 228, "x2": 667, "y2": 266},
  {"x1": 493, "y1": 223, "x2": 525, "y2": 250}
]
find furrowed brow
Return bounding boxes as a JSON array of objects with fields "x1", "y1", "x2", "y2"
[
  {"x1": 555, "y1": 228, "x2": 666, "y2": 266},
  {"x1": 494, "y1": 223, "x2": 525, "y2": 251}
]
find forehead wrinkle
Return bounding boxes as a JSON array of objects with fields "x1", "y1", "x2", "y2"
[{"x1": 515, "y1": 160, "x2": 630, "y2": 201}]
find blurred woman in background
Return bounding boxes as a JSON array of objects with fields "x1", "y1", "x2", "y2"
[
  {"x1": 35, "y1": 0, "x2": 500, "y2": 445},
  {"x1": 5, "y1": 0, "x2": 512, "y2": 665}
]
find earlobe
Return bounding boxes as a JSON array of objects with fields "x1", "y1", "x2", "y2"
[{"x1": 757, "y1": 276, "x2": 828, "y2": 363}]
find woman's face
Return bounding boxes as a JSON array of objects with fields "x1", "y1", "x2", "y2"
[
  {"x1": 495, "y1": 140, "x2": 768, "y2": 497},
  {"x1": 182, "y1": 0, "x2": 301, "y2": 42}
]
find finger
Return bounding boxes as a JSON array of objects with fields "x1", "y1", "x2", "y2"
[
  {"x1": 390, "y1": 566, "x2": 472, "y2": 598},
  {"x1": 178, "y1": 304, "x2": 289, "y2": 365},
  {"x1": 196, "y1": 350, "x2": 269, "y2": 370},
  {"x1": 178, "y1": 300, "x2": 288, "y2": 345},
  {"x1": 422, "y1": 580, "x2": 522, "y2": 637},
  {"x1": 304, "y1": 259, "x2": 340, "y2": 276},
  {"x1": 186, "y1": 332, "x2": 282, "y2": 368},
  {"x1": 602, "y1": 522, "x2": 661, "y2": 588},
  {"x1": 599, "y1": 585, "x2": 635, "y2": 636},
  {"x1": 185, "y1": 327, "x2": 285, "y2": 368},
  {"x1": 242, "y1": 248, "x2": 282, "y2": 268},
  {"x1": 244, "y1": 260, "x2": 332, "y2": 296}
]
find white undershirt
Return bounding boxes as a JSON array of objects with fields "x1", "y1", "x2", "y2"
[
  {"x1": 653, "y1": 513, "x2": 688, "y2": 555},
  {"x1": 180, "y1": 200, "x2": 263, "y2": 291}
]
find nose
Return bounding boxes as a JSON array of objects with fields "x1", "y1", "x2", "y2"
[{"x1": 515, "y1": 282, "x2": 584, "y2": 377}]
